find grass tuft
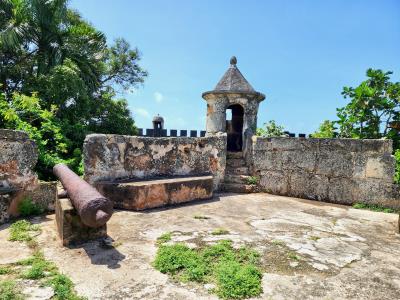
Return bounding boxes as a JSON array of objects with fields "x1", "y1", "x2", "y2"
[
  {"x1": 156, "y1": 232, "x2": 172, "y2": 245},
  {"x1": 19, "y1": 251, "x2": 57, "y2": 280},
  {"x1": 271, "y1": 240, "x2": 285, "y2": 246},
  {"x1": 211, "y1": 228, "x2": 230, "y2": 235},
  {"x1": 287, "y1": 252, "x2": 300, "y2": 261},
  {"x1": 153, "y1": 239, "x2": 262, "y2": 299},
  {"x1": 18, "y1": 197, "x2": 44, "y2": 217},
  {"x1": 8, "y1": 220, "x2": 40, "y2": 242},
  {"x1": 0, "y1": 266, "x2": 12, "y2": 275},
  {"x1": 48, "y1": 274, "x2": 85, "y2": 300},
  {"x1": 352, "y1": 203, "x2": 398, "y2": 213}
]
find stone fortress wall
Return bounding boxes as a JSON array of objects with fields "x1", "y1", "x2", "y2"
[
  {"x1": 0, "y1": 129, "x2": 56, "y2": 224},
  {"x1": 83, "y1": 134, "x2": 227, "y2": 190},
  {"x1": 252, "y1": 136, "x2": 399, "y2": 208},
  {"x1": 0, "y1": 129, "x2": 38, "y2": 223}
]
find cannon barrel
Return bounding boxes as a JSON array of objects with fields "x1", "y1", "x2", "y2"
[{"x1": 53, "y1": 164, "x2": 113, "y2": 228}]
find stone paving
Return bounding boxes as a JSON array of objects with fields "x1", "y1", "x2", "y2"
[{"x1": 1, "y1": 192, "x2": 400, "y2": 299}]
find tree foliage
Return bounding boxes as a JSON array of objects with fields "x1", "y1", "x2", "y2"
[
  {"x1": 311, "y1": 120, "x2": 337, "y2": 138},
  {"x1": 336, "y1": 69, "x2": 400, "y2": 142},
  {"x1": 256, "y1": 120, "x2": 287, "y2": 137},
  {"x1": 314, "y1": 69, "x2": 400, "y2": 146},
  {"x1": 395, "y1": 150, "x2": 400, "y2": 184},
  {"x1": 0, "y1": 92, "x2": 80, "y2": 179},
  {"x1": 0, "y1": 0, "x2": 147, "y2": 178}
]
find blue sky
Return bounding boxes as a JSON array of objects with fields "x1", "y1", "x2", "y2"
[{"x1": 70, "y1": 0, "x2": 400, "y2": 134}]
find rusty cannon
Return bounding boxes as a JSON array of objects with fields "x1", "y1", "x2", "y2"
[{"x1": 53, "y1": 164, "x2": 113, "y2": 228}]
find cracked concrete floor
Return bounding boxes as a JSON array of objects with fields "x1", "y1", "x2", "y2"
[{"x1": 1, "y1": 193, "x2": 400, "y2": 299}]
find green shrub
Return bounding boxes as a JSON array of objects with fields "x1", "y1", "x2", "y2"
[
  {"x1": 0, "y1": 266, "x2": 12, "y2": 275},
  {"x1": 215, "y1": 260, "x2": 262, "y2": 299},
  {"x1": 395, "y1": 149, "x2": 400, "y2": 184},
  {"x1": 9, "y1": 220, "x2": 40, "y2": 242},
  {"x1": 48, "y1": 274, "x2": 84, "y2": 300},
  {"x1": 245, "y1": 176, "x2": 259, "y2": 185},
  {"x1": 153, "y1": 240, "x2": 263, "y2": 299},
  {"x1": 153, "y1": 244, "x2": 207, "y2": 281},
  {"x1": 256, "y1": 120, "x2": 286, "y2": 137},
  {"x1": 18, "y1": 198, "x2": 44, "y2": 216},
  {"x1": 0, "y1": 280, "x2": 23, "y2": 300}
]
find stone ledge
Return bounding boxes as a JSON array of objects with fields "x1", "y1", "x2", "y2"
[
  {"x1": 0, "y1": 129, "x2": 30, "y2": 141},
  {"x1": 94, "y1": 176, "x2": 213, "y2": 211}
]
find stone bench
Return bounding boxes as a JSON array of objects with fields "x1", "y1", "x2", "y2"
[{"x1": 94, "y1": 176, "x2": 213, "y2": 211}]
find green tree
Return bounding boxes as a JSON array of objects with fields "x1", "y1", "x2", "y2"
[
  {"x1": 0, "y1": 92, "x2": 80, "y2": 179},
  {"x1": 0, "y1": 0, "x2": 147, "y2": 177},
  {"x1": 336, "y1": 69, "x2": 400, "y2": 144},
  {"x1": 312, "y1": 120, "x2": 337, "y2": 138},
  {"x1": 256, "y1": 120, "x2": 287, "y2": 137}
]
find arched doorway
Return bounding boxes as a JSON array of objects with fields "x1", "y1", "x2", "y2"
[{"x1": 226, "y1": 104, "x2": 244, "y2": 152}]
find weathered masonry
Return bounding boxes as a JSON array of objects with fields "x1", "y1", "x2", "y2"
[
  {"x1": 83, "y1": 134, "x2": 226, "y2": 210},
  {"x1": 252, "y1": 137, "x2": 399, "y2": 208},
  {"x1": 1, "y1": 57, "x2": 399, "y2": 227},
  {"x1": 200, "y1": 57, "x2": 399, "y2": 207},
  {"x1": 83, "y1": 134, "x2": 226, "y2": 190},
  {"x1": 0, "y1": 129, "x2": 56, "y2": 224},
  {"x1": 82, "y1": 57, "x2": 399, "y2": 210}
]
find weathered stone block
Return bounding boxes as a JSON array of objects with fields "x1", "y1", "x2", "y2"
[
  {"x1": 0, "y1": 129, "x2": 40, "y2": 221},
  {"x1": 280, "y1": 150, "x2": 317, "y2": 172},
  {"x1": 55, "y1": 197, "x2": 107, "y2": 246},
  {"x1": 319, "y1": 138, "x2": 363, "y2": 153},
  {"x1": 365, "y1": 155, "x2": 395, "y2": 181},
  {"x1": 353, "y1": 179, "x2": 399, "y2": 209},
  {"x1": 327, "y1": 178, "x2": 355, "y2": 205},
  {"x1": 0, "y1": 194, "x2": 12, "y2": 224},
  {"x1": 289, "y1": 171, "x2": 329, "y2": 201},
  {"x1": 259, "y1": 171, "x2": 288, "y2": 195},
  {"x1": 28, "y1": 182, "x2": 57, "y2": 211},
  {"x1": 0, "y1": 129, "x2": 38, "y2": 187},
  {"x1": 253, "y1": 150, "x2": 282, "y2": 170},
  {"x1": 316, "y1": 150, "x2": 354, "y2": 177},
  {"x1": 95, "y1": 176, "x2": 213, "y2": 211},
  {"x1": 360, "y1": 139, "x2": 392, "y2": 154}
]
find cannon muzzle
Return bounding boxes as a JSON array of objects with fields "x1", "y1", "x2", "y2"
[{"x1": 53, "y1": 164, "x2": 113, "y2": 228}]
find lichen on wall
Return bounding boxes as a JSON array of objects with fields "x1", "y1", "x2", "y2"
[
  {"x1": 252, "y1": 136, "x2": 399, "y2": 208},
  {"x1": 83, "y1": 134, "x2": 227, "y2": 190}
]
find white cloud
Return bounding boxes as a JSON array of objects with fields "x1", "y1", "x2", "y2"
[
  {"x1": 154, "y1": 92, "x2": 164, "y2": 103},
  {"x1": 132, "y1": 107, "x2": 150, "y2": 119}
]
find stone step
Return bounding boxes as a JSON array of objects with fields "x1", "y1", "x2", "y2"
[
  {"x1": 221, "y1": 183, "x2": 257, "y2": 193},
  {"x1": 224, "y1": 174, "x2": 251, "y2": 184},
  {"x1": 225, "y1": 166, "x2": 249, "y2": 175},
  {"x1": 227, "y1": 151, "x2": 243, "y2": 159},
  {"x1": 226, "y1": 158, "x2": 246, "y2": 168},
  {"x1": 95, "y1": 176, "x2": 213, "y2": 211}
]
